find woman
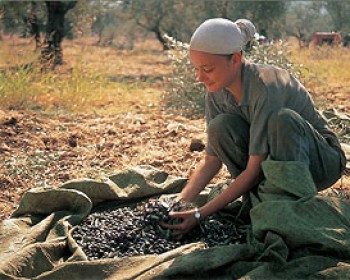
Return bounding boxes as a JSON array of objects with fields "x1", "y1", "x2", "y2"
[{"x1": 163, "y1": 18, "x2": 346, "y2": 237}]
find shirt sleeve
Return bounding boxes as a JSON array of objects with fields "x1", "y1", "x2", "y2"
[{"x1": 248, "y1": 92, "x2": 272, "y2": 155}]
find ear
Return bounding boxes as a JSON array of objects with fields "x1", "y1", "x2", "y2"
[{"x1": 231, "y1": 53, "x2": 242, "y2": 64}]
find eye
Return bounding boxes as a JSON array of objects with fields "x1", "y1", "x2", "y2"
[{"x1": 203, "y1": 68, "x2": 213, "y2": 73}]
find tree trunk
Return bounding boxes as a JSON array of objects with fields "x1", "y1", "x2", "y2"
[
  {"x1": 219, "y1": 0, "x2": 229, "y2": 19},
  {"x1": 41, "y1": 1, "x2": 77, "y2": 69},
  {"x1": 154, "y1": 30, "x2": 169, "y2": 51},
  {"x1": 30, "y1": 2, "x2": 41, "y2": 51},
  {"x1": 0, "y1": 9, "x2": 4, "y2": 41}
]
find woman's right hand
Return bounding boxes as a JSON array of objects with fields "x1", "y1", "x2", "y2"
[{"x1": 160, "y1": 208, "x2": 199, "y2": 239}]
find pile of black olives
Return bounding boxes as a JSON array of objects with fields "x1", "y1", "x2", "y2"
[{"x1": 72, "y1": 199, "x2": 245, "y2": 260}]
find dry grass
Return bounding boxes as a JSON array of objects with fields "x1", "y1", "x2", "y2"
[
  {"x1": 1, "y1": 35, "x2": 349, "y2": 116},
  {"x1": 0, "y1": 35, "x2": 171, "y2": 115},
  {"x1": 290, "y1": 44, "x2": 350, "y2": 112}
]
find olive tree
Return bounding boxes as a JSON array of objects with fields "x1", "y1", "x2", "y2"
[
  {"x1": 285, "y1": 2, "x2": 333, "y2": 47},
  {"x1": 322, "y1": 1, "x2": 350, "y2": 33},
  {"x1": 120, "y1": 0, "x2": 205, "y2": 49},
  {"x1": 40, "y1": 1, "x2": 77, "y2": 68}
]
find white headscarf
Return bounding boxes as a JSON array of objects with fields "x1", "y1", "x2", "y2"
[{"x1": 189, "y1": 18, "x2": 256, "y2": 54}]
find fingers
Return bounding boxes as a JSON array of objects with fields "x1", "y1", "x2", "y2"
[
  {"x1": 159, "y1": 221, "x2": 188, "y2": 240},
  {"x1": 169, "y1": 227, "x2": 189, "y2": 239},
  {"x1": 171, "y1": 231, "x2": 185, "y2": 240},
  {"x1": 159, "y1": 209, "x2": 197, "y2": 240},
  {"x1": 160, "y1": 221, "x2": 182, "y2": 230},
  {"x1": 173, "y1": 233, "x2": 183, "y2": 240},
  {"x1": 168, "y1": 211, "x2": 185, "y2": 219}
]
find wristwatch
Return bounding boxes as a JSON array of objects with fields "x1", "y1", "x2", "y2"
[{"x1": 194, "y1": 207, "x2": 201, "y2": 223}]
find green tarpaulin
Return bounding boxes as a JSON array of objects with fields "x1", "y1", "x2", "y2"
[{"x1": 1, "y1": 161, "x2": 350, "y2": 280}]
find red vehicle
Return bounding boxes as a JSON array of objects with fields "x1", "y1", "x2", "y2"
[{"x1": 310, "y1": 32, "x2": 342, "y2": 46}]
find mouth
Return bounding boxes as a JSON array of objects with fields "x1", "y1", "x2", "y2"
[
  {"x1": 205, "y1": 83, "x2": 217, "y2": 93},
  {"x1": 205, "y1": 82, "x2": 215, "y2": 88}
]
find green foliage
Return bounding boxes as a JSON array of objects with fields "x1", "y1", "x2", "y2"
[
  {"x1": 163, "y1": 35, "x2": 205, "y2": 118},
  {"x1": 285, "y1": 2, "x2": 332, "y2": 42},
  {"x1": 1, "y1": 1, "x2": 45, "y2": 34},
  {"x1": 247, "y1": 40, "x2": 305, "y2": 81},
  {"x1": 226, "y1": 1, "x2": 287, "y2": 39},
  {"x1": 164, "y1": 36, "x2": 305, "y2": 118},
  {"x1": 323, "y1": 1, "x2": 350, "y2": 32},
  {"x1": 0, "y1": 1, "x2": 79, "y2": 39},
  {"x1": 321, "y1": 109, "x2": 350, "y2": 144},
  {"x1": 120, "y1": 0, "x2": 288, "y2": 50},
  {"x1": 91, "y1": 11, "x2": 139, "y2": 50}
]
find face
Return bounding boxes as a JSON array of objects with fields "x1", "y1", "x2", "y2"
[{"x1": 189, "y1": 50, "x2": 240, "y2": 93}]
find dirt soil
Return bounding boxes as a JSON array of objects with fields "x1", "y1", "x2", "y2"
[
  {"x1": 1, "y1": 108, "x2": 349, "y2": 222},
  {"x1": 0, "y1": 109, "x2": 213, "y2": 221}
]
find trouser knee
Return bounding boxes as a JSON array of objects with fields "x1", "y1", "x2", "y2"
[
  {"x1": 267, "y1": 108, "x2": 305, "y2": 140},
  {"x1": 207, "y1": 114, "x2": 249, "y2": 177},
  {"x1": 208, "y1": 114, "x2": 249, "y2": 151},
  {"x1": 267, "y1": 108, "x2": 343, "y2": 190},
  {"x1": 267, "y1": 108, "x2": 310, "y2": 163}
]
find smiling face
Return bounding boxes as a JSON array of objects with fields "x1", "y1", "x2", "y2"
[{"x1": 189, "y1": 50, "x2": 242, "y2": 93}]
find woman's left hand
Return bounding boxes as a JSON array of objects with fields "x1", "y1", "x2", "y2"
[{"x1": 160, "y1": 209, "x2": 199, "y2": 238}]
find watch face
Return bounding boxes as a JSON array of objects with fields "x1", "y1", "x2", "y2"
[{"x1": 195, "y1": 210, "x2": 201, "y2": 220}]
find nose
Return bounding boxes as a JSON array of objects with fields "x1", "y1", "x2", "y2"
[{"x1": 197, "y1": 69, "x2": 207, "y2": 83}]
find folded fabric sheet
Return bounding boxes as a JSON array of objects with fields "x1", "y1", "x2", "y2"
[{"x1": 0, "y1": 162, "x2": 349, "y2": 280}]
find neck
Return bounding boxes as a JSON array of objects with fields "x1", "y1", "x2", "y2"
[{"x1": 225, "y1": 64, "x2": 243, "y2": 103}]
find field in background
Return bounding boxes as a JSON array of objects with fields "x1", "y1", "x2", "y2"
[
  {"x1": 1, "y1": 35, "x2": 350, "y2": 115},
  {"x1": 0, "y1": 35, "x2": 349, "y2": 220},
  {"x1": 0, "y1": 35, "x2": 171, "y2": 115},
  {"x1": 289, "y1": 40, "x2": 350, "y2": 113}
]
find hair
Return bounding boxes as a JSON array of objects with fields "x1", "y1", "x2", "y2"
[{"x1": 235, "y1": 19, "x2": 256, "y2": 52}]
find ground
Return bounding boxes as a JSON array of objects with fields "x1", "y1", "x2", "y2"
[
  {"x1": 0, "y1": 109, "x2": 211, "y2": 221},
  {"x1": 0, "y1": 36, "x2": 349, "y2": 221},
  {"x1": 1, "y1": 109, "x2": 349, "y2": 222}
]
